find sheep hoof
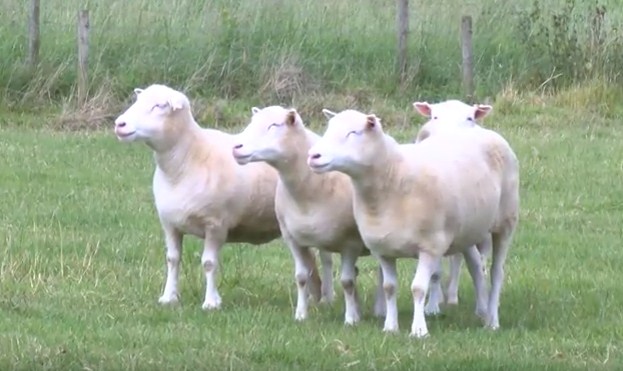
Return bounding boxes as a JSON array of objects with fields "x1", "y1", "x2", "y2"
[
  {"x1": 319, "y1": 292, "x2": 335, "y2": 305},
  {"x1": 373, "y1": 302, "x2": 386, "y2": 318},
  {"x1": 344, "y1": 315, "x2": 360, "y2": 326},
  {"x1": 158, "y1": 294, "x2": 180, "y2": 305},
  {"x1": 382, "y1": 325, "x2": 399, "y2": 333},
  {"x1": 475, "y1": 308, "x2": 488, "y2": 320},
  {"x1": 424, "y1": 305, "x2": 442, "y2": 316},
  {"x1": 294, "y1": 313, "x2": 308, "y2": 321},
  {"x1": 446, "y1": 297, "x2": 459, "y2": 305},
  {"x1": 201, "y1": 297, "x2": 222, "y2": 311},
  {"x1": 409, "y1": 329, "x2": 430, "y2": 339}
]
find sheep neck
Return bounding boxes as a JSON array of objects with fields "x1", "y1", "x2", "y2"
[
  {"x1": 350, "y1": 139, "x2": 403, "y2": 214},
  {"x1": 152, "y1": 121, "x2": 205, "y2": 184},
  {"x1": 272, "y1": 133, "x2": 321, "y2": 202}
]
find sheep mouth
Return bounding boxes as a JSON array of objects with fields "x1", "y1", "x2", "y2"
[
  {"x1": 308, "y1": 161, "x2": 332, "y2": 173},
  {"x1": 116, "y1": 131, "x2": 136, "y2": 138},
  {"x1": 232, "y1": 152, "x2": 253, "y2": 164}
]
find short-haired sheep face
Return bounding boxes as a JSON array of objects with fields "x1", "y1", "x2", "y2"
[
  {"x1": 307, "y1": 109, "x2": 383, "y2": 176},
  {"x1": 412, "y1": 99, "x2": 492, "y2": 143},
  {"x1": 114, "y1": 85, "x2": 191, "y2": 146},
  {"x1": 232, "y1": 106, "x2": 303, "y2": 165},
  {"x1": 308, "y1": 109, "x2": 519, "y2": 338},
  {"x1": 233, "y1": 106, "x2": 389, "y2": 324},
  {"x1": 113, "y1": 84, "x2": 335, "y2": 311}
]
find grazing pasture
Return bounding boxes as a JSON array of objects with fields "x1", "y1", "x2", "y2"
[
  {"x1": 1, "y1": 0, "x2": 623, "y2": 369},
  {"x1": 1, "y1": 90, "x2": 622, "y2": 369}
]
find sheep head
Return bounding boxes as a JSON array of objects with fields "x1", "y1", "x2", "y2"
[
  {"x1": 232, "y1": 105, "x2": 303, "y2": 166},
  {"x1": 412, "y1": 99, "x2": 492, "y2": 143},
  {"x1": 114, "y1": 84, "x2": 191, "y2": 148},
  {"x1": 308, "y1": 109, "x2": 383, "y2": 176}
]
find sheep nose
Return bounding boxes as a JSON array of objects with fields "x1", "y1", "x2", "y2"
[
  {"x1": 116, "y1": 121, "x2": 126, "y2": 128},
  {"x1": 234, "y1": 144, "x2": 243, "y2": 149},
  {"x1": 310, "y1": 153, "x2": 321, "y2": 160}
]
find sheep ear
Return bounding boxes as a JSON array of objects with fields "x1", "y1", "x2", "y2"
[
  {"x1": 365, "y1": 114, "x2": 378, "y2": 130},
  {"x1": 133, "y1": 88, "x2": 144, "y2": 96},
  {"x1": 285, "y1": 109, "x2": 298, "y2": 126},
  {"x1": 474, "y1": 104, "x2": 492, "y2": 120},
  {"x1": 413, "y1": 102, "x2": 432, "y2": 117},
  {"x1": 251, "y1": 107, "x2": 261, "y2": 115},
  {"x1": 322, "y1": 108, "x2": 337, "y2": 119},
  {"x1": 167, "y1": 91, "x2": 187, "y2": 111}
]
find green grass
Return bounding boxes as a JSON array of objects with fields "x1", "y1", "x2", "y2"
[
  {"x1": 1, "y1": 0, "x2": 623, "y2": 115},
  {"x1": 1, "y1": 90, "x2": 623, "y2": 370},
  {"x1": 1, "y1": 0, "x2": 622, "y2": 368}
]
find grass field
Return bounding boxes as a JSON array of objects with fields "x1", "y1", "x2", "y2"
[
  {"x1": 1, "y1": 0, "x2": 622, "y2": 116},
  {"x1": 1, "y1": 85, "x2": 623, "y2": 370},
  {"x1": 1, "y1": 0, "x2": 623, "y2": 369}
]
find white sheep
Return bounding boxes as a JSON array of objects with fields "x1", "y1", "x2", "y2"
[
  {"x1": 230, "y1": 105, "x2": 391, "y2": 324},
  {"x1": 412, "y1": 99, "x2": 492, "y2": 143},
  {"x1": 308, "y1": 109, "x2": 519, "y2": 338},
  {"x1": 112, "y1": 84, "x2": 334, "y2": 310},
  {"x1": 412, "y1": 99, "x2": 494, "y2": 306}
]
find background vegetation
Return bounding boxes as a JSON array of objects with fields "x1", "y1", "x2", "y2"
[{"x1": 0, "y1": 0, "x2": 622, "y2": 125}]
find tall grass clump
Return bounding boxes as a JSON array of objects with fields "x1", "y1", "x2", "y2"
[{"x1": 0, "y1": 0, "x2": 621, "y2": 117}]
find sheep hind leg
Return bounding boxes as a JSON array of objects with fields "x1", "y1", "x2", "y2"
[
  {"x1": 424, "y1": 259, "x2": 443, "y2": 316},
  {"x1": 372, "y1": 265, "x2": 386, "y2": 317},
  {"x1": 302, "y1": 249, "x2": 322, "y2": 303},
  {"x1": 477, "y1": 234, "x2": 493, "y2": 278},
  {"x1": 462, "y1": 244, "x2": 488, "y2": 319},
  {"x1": 446, "y1": 254, "x2": 463, "y2": 305},
  {"x1": 318, "y1": 250, "x2": 335, "y2": 304},
  {"x1": 485, "y1": 230, "x2": 514, "y2": 330}
]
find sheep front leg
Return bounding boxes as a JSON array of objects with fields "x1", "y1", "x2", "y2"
[
  {"x1": 282, "y1": 234, "x2": 315, "y2": 321},
  {"x1": 462, "y1": 244, "x2": 488, "y2": 319},
  {"x1": 446, "y1": 254, "x2": 463, "y2": 305},
  {"x1": 410, "y1": 252, "x2": 440, "y2": 338},
  {"x1": 319, "y1": 250, "x2": 335, "y2": 304},
  {"x1": 158, "y1": 226, "x2": 183, "y2": 305},
  {"x1": 377, "y1": 255, "x2": 399, "y2": 333},
  {"x1": 201, "y1": 238, "x2": 223, "y2": 310},
  {"x1": 340, "y1": 251, "x2": 361, "y2": 325}
]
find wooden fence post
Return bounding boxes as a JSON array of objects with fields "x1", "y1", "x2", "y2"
[
  {"x1": 396, "y1": 0, "x2": 409, "y2": 84},
  {"x1": 77, "y1": 9, "x2": 90, "y2": 105},
  {"x1": 461, "y1": 15, "x2": 475, "y2": 103},
  {"x1": 27, "y1": 0, "x2": 41, "y2": 67}
]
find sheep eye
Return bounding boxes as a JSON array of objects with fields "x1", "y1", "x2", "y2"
[
  {"x1": 151, "y1": 103, "x2": 167, "y2": 111},
  {"x1": 268, "y1": 123, "x2": 280, "y2": 130},
  {"x1": 346, "y1": 130, "x2": 359, "y2": 138},
  {"x1": 432, "y1": 116, "x2": 438, "y2": 120},
  {"x1": 467, "y1": 117, "x2": 474, "y2": 121}
]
